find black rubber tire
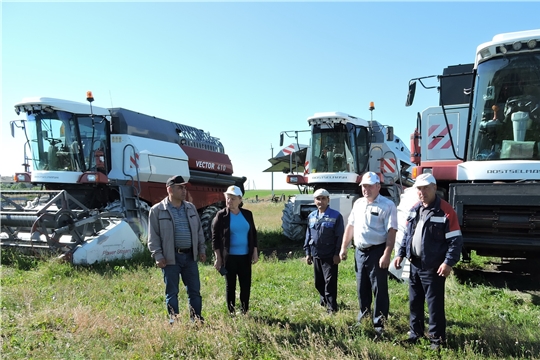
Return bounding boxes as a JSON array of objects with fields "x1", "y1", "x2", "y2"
[
  {"x1": 200, "y1": 205, "x2": 222, "y2": 243},
  {"x1": 281, "y1": 200, "x2": 305, "y2": 241}
]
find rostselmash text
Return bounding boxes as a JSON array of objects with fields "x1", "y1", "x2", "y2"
[{"x1": 487, "y1": 169, "x2": 540, "y2": 174}]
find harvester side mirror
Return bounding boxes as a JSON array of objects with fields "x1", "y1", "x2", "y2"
[
  {"x1": 10, "y1": 121, "x2": 15, "y2": 137},
  {"x1": 387, "y1": 126, "x2": 394, "y2": 142},
  {"x1": 406, "y1": 81, "x2": 417, "y2": 107},
  {"x1": 279, "y1": 133, "x2": 284, "y2": 147}
]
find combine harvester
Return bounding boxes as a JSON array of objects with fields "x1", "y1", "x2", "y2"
[
  {"x1": 406, "y1": 29, "x2": 540, "y2": 260},
  {"x1": 1, "y1": 92, "x2": 245, "y2": 265},
  {"x1": 266, "y1": 104, "x2": 414, "y2": 241}
]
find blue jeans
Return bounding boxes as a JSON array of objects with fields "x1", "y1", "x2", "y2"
[{"x1": 162, "y1": 252, "x2": 202, "y2": 320}]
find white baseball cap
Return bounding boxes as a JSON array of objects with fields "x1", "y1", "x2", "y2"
[
  {"x1": 360, "y1": 171, "x2": 380, "y2": 185},
  {"x1": 313, "y1": 188, "x2": 330, "y2": 198},
  {"x1": 414, "y1": 173, "x2": 437, "y2": 187},
  {"x1": 224, "y1": 185, "x2": 243, "y2": 197}
]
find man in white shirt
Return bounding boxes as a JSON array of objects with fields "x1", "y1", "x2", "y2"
[{"x1": 339, "y1": 172, "x2": 397, "y2": 336}]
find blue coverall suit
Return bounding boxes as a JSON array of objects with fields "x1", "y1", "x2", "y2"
[{"x1": 304, "y1": 207, "x2": 344, "y2": 313}]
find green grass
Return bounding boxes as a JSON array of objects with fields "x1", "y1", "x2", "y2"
[{"x1": 2, "y1": 201, "x2": 540, "y2": 359}]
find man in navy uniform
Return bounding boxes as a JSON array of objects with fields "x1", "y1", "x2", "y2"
[
  {"x1": 393, "y1": 173, "x2": 463, "y2": 350},
  {"x1": 304, "y1": 188, "x2": 344, "y2": 314}
]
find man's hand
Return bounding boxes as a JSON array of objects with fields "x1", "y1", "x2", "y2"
[
  {"x1": 437, "y1": 263, "x2": 452, "y2": 277},
  {"x1": 306, "y1": 255, "x2": 313, "y2": 265},
  {"x1": 379, "y1": 253, "x2": 391, "y2": 269},
  {"x1": 199, "y1": 253, "x2": 207, "y2": 263},
  {"x1": 339, "y1": 248, "x2": 347, "y2": 261},
  {"x1": 333, "y1": 255, "x2": 341, "y2": 265},
  {"x1": 393, "y1": 256, "x2": 403, "y2": 270},
  {"x1": 156, "y1": 258, "x2": 167, "y2": 268}
]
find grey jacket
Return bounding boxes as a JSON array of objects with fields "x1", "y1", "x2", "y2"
[{"x1": 147, "y1": 197, "x2": 206, "y2": 264}]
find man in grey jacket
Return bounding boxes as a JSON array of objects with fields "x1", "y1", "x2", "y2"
[{"x1": 148, "y1": 175, "x2": 207, "y2": 322}]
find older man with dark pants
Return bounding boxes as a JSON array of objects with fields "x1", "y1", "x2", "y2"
[
  {"x1": 393, "y1": 173, "x2": 463, "y2": 350},
  {"x1": 340, "y1": 172, "x2": 397, "y2": 336},
  {"x1": 304, "y1": 188, "x2": 344, "y2": 314},
  {"x1": 148, "y1": 175, "x2": 207, "y2": 323}
]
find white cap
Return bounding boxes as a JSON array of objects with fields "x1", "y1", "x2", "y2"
[
  {"x1": 224, "y1": 185, "x2": 243, "y2": 197},
  {"x1": 313, "y1": 188, "x2": 330, "y2": 198},
  {"x1": 360, "y1": 171, "x2": 380, "y2": 185},
  {"x1": 414, "y1": 173, "x2": 437, "y2": 187}
]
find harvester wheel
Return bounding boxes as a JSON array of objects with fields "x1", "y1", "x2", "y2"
[
  {"x1": 201, "y1": 205, "x2": 222, "y2": 243},
  {"x1": 281, "y1": 200, "x2": 305, "y2": 241}
]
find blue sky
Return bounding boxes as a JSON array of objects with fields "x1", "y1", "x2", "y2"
[{"x1": 2, "y1": 1, "x2": 539, "y2": 190}]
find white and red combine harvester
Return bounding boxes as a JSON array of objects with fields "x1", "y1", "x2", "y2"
[
  {"x1": 1, "y1": 93, "x2": 245, "y2": 265},
  {"x1": 265, "y1": 107, "x2": 414, "y2": 242},
  {"x1": 406, "y1": 29, "x2": 540, "y2": 260}
]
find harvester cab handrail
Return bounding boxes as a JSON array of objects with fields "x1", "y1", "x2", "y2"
[{"x1": 122, "y1": 144, "x2": 142, "y2": 199}]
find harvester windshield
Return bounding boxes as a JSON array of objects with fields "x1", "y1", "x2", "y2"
[
  {"x1": 310, "y1": 122, "x2": 369, "y2": 173},
  {"x1": 469, "y1": 53, "x2": 540, "y2": 161},
  {"x1": 26, "y1": 110, "x2": 108, "y2": 173}
]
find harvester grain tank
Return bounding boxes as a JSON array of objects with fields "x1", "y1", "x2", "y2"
[
  {"x1": 1, "y1": 93, "x2": 246, "y2": 264},
  {"x1": 405, "y1": 29, "x2": 540, "y2": 259}
]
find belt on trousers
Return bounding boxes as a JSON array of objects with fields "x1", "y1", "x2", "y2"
[
  {"x1": 357, "y1": 243, "x2": 386, "y2": 252},
  {"x1": 175, "y1": 247, "x2": 192, "y2": 254}
]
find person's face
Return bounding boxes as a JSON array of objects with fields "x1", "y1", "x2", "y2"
[
  {"x1": 362, "y1": 183, "x2": 380, "y2": 202},
  {"x1": 225, "y1": 194, "x2": 242, "y2": 210},
  {"x1": 417, "y1": 183, "x2": 437, "y2": 206},
  {"x1": 168, "y1": 184, "x2": 187, "y2": 202},
  {"x1": 314, "y1": 195, "x2": 329, "y2": 212}
]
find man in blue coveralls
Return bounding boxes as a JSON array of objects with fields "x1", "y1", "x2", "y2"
[{"x1": 304, "y1": 188, "x2": 345, "y2": 314}]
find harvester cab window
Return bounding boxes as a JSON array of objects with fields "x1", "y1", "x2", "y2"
[
  {"x1": 470, "y1": 53, "x2": 540, "y2": 161},
  {"x1": 27, "y1": 110, "x2": 92, "y2": 172},
  {"x1": 311, "y1": 123, "x2": 359, "y2": 173}
]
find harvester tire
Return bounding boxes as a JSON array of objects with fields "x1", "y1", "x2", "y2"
[
  {"x1": 201, "y1": 205, "x2": 222, "y2": 243},
  {"x1": 281, "y1": 200, "x2": 305, "y2": 242}
]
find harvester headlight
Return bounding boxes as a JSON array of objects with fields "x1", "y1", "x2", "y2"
[
  {"x1": 498, "y1": 45, "x2": 507, "y2": 54},
  {"x1": 422, "y1": 168, "x2": 433, "y2": 175},
  {"x1": 479, "y1": 47, "x2": 492, "y2": 59},
  {"x1": 87, "y1": 174, "x2": 97, "y2": 182},
  {"x1": 512, "y1": 42, "x2": 522, "y2": 51},
  {"x1": 289, "y1": 176, "x2": 298, "y2": 183},
  {"x1": 528, "y1": 39, "x2": 538, "y2": 49}
]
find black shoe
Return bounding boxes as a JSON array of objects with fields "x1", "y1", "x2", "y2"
[
  {"x1": 401, "y1": 336, "x2": 419, "y2": 345},
  {"x1": 374, "y1": 327, "x2": 385, "y2": 340}
]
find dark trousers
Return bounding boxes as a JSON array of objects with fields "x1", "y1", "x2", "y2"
[
  {"x1": 225, "y1": 254, "x2": 252, "y2": 314},
  {"x1": 409, "y1": 259, "x2": 447, "y2": 342},
  {"x1": 313, "y1": 256, "x2": 339, "y2": 312},
  {"x1": 354, "y1": 244, "x2": 389, "y2": 327}
]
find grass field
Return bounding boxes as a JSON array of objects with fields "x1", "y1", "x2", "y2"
[{"x1": 1, "y1": 196, "x2": 540, "y2": 359}]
